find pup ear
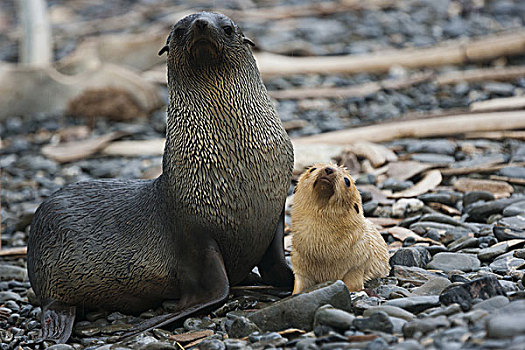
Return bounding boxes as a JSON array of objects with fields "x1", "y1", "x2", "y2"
[
  {"x1": 243, "y1": 37, "x2": 255, "y2": 47},
  {"x1": 354, "y1": 203, "x2": 360, "y2": 214}
]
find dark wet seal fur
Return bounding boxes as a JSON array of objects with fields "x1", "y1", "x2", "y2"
[{"x1": 27, "y1": 12, "x2": 294, "y2": 343}]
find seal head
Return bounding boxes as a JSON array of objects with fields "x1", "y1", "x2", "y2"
[
  {"x1": 295, "y1": 163, "x2": 362, "y2": 215},
  {"x1": 159, "y1": 12, "x2": 254, "y2": 66}
]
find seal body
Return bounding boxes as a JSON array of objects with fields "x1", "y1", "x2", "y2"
[
  {"x1": 28, "y1": 12, "x2": 293, "y2": 343},
  {"x1": 291, "y1": 163, "x2": 390, "y2": 293}
]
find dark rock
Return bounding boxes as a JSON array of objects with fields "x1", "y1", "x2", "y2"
[
  {"x1": 198, "y1": 339, "x2": 226, "y2": 350},
  {"x1": 410, "y1": 153, "x2": 455, "y2": 163},
  {"x1": 365, "y1": 337, "x2": 389, "y2": 350},
  {"x1": 390, "y1": 316, "x2": 407, "y2": 335},
  {"x1": 385, "y1": 296, "x2": 440, "y2": 313},
  {"x1": 363, "y1": 201, "x2": 379, "y2": 216},
  {"x1": 295, "y1": 338, "x2": 319, "y2": 350},
  {"x1": 439, "y1": 276, "x2": 506, "y2": 311},
  {"x1": 462, "y1": 191, "x2": 494, "y2": 208},
  {"x1": 494, "y1": 225, "x2": 525, "y2": 241},
  {"x1": 487, "y1": 312, "x2": 525, "y2": 338},
  {"x1": 466, "y1": 197, "x2": 524, "y2": 222},
  {"x1": 0, "y1": 292, "x2": 23, "y2": 303},
  {"x1": 248, "y1": 331, "x2": 282, "y2": 343},
  {"x1": 47, "y1": 345, "x2": 75, "y2": 350},
  {"x1": 389, "y1": 247, "x2": 431, "y2": 268},
  {"x1": 503, "y1": 200, "x2": 525, "y2": 216},
  {"x1": 0, "y1": 265, "x2": 27, "y2": 281},
  {"x1": 427, "y1": 252, "x2": 480, "y2": 272},
  {"x1": 139, "y1": 343, "x2": 178, "y2": 350},
  {"x1": 248, "y1": 281, "x2": 352, "y2": 332},
  {"x1": 483, "y1": 82, "x2": 515, "y2": 96},
  {"x1": 447, "y1": 237, "x2": 479, "y2": 252},
  {"x1": 223, "y1": 339, "x2": 248, "y2": 350},
  {"x1": 478, "y1": 243, "x2": 508, "y2": 261},
  {"x1": 353, "y1": 311, "x2": 393, "y2": 334},
  {"x1": 391, "y1": 339, "x2": 423, "y2": 350},
  {"x1": 314, "y1": 305, "x2": 355, "y2": 330},
  {"x1": 228, "y1": 316, "x2": 260, "y2": 339},
  {"x1": 498, "y1": 215, "x2": 525, "y2": 230},
  {"x1": 381, "y1": 178, "x2": 413, "y2": 192},
  {"x1": 406, "y1": 140, "x2": 456, "y2": 155},
  {"x1": 418, "y1": 192, "x2": 461, "y2": 206},
  {"x1": 402, "y1": 315, "x2": 450, "y2": 337},
  {"x1": 490, "y1": 256, "x2": 525, "y2": 274}
]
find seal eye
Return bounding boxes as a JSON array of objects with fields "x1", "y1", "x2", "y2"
[
  {"x1": 175, "y1": 27, "x2": 185, "y2": 38},
  {"x1": 309, "y1": 167, "x2": 317, "y2": 173},
  {"x1": 223, "y1": 26, "x2": 233, "y2": 35},
  {"x1": 344, "y1": 178, "x2": 351, "y2": 187}
]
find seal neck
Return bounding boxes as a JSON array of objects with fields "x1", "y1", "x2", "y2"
[{"x1": 160, "y1": 52, "x2": 281, "y2": 203}]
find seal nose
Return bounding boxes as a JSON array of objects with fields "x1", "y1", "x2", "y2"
[
  {"x1": 325, "y1": 167, "x2": 334, "y2": 175},
  {"x1": 194, "y1": 18, "x2": 209, "y2": 31}
]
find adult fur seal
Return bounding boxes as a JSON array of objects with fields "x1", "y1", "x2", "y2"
[
  {"x1": 291, "y1": 163, "x2": 389, "y2": 294},
  {"x1": 28, "y1": 12, "x2": 294, "y2": 343}
]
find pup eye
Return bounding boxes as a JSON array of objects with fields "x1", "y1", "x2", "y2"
[
  {"x1": 309, "y1": 167, "x2": 317, "y2": 173},
  {"x1": 223, "y1": 26, "x2": 233, "y2": 35},
  {"x1": 344, "y1": 178, "x2": 351, "y2": 187}
]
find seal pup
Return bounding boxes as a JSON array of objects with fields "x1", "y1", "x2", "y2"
[
  {"x1": 28, "y1": 12, "x2": 294, "y2": 343},
  {"x1": 291, "y1": 163, "x2": 390, "y2": 294}
]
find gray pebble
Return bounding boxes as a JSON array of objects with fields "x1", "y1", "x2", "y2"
[
  {"x1": 0, "y1": 265, "x2": 27, "y2": 282},
  {"x1": 353, "y1": 311, "x2": 393, "y2": 334},
  {"x1": 389, "y1": 247, "x2": 431, "y2": 268},
  {"x1": 412, "y1": 277, "x2": 451, "y2": 296},
  {"x1": 198, "y1": 339, "x2": 226, "y2": 350},
  {"x1": 314, "y1": 305, "x2": 355, "y2": 330},
  {"x1": 427, "y1": 252, "x2": 480, "y2": 272},
  {"x1": 47, "y1": 345, "x2": 75, "y2": 350},
  {"x1": 503, "y1": 200, "x2": 525, "y2": 216},
  {"x1": 385, "y1": 296, "x2": 440, "y2": 314},
  {"x1": 363, "y1": 305, "x2": 415, "y2": 321},
  {"x1": 410, "y1": 153, "x2": 455, "y2": 164},
  {"x1": 223, "y1": 339, "x2": 249, "y2": 350},
  {"x1": 402, "y1": 315, "x2": 450, "y2": 338},
  {"x1": 473, "y1": 295, "x2": 509, "y2": 312}
]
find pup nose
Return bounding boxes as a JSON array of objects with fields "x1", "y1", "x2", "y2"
[
  {"x1": 325, "y1": 167, "x2": 334, "y2": 175},
  {"x1": 195, "y1": 19, "x2": 209, "y2": 30}
]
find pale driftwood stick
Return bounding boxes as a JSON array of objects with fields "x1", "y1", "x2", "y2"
[
  {"x1": 436, "y1": 66, "x2": 525, "y2": 85},
  {"x1": 489, "y1": 175, "x2": 525, "y2": 185},
  {"x1": 470, "y1": 96, "x2": 525, "y2": 113},
  {"x1": 268, "y1": 72, "x2": 433, "y2": 100},
  {"x1": 255, "y1": 30, "x2": 525, "y2": 77},
  {"x1": 293, "y1": 111, "x2": 525, "y2": 145},
  {"x1": 0, "y1": 247, "x2": 27, "y2": 257},
  {"x1": 464, "y1": 131, "x2": 525, "y2": 140},
  {"x1": 439, "y1": 162, "x2": 525, "y2": 176},
  {"x1": 18, "y1": 0, "x2": 52, "y2": 66}
]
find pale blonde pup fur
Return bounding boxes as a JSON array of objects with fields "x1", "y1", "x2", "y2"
[{"x1": 291, "y1": 163, "x2": 390, "y2": 294}]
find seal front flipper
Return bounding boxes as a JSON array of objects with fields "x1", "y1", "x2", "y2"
[
  {"x1": 257, "y1": 208, "x2": 294, "y2": 289},
  {"x1": 40, "y1": 300, "x2": 76, "y2": 343},
  {"x1": 118, "y1": 243, "x2": 229, "y2": 340}
]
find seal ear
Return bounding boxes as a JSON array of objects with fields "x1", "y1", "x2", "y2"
[
  {"x1": 243, "y1": 37, "x2": 255, "y2": 47},
  {"x1": 158, "y1": 45, "x2": 169, "y2": 56}
]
